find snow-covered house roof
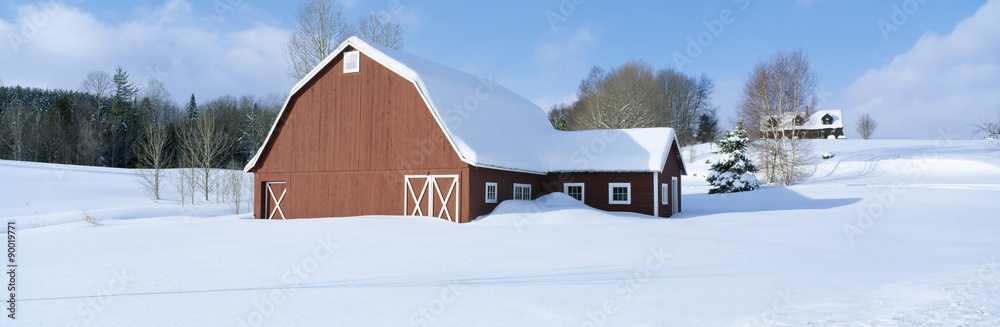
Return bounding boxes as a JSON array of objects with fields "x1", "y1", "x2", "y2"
[
  {"x1": 768, "y1": 109, "x2": 844, "y2": 130},
  {"x1": 803, "y1": 110, "x2": 843, "y2": 129},
  {"x1": 245, "y1": 37, "x2": 684, "y2": 175}
]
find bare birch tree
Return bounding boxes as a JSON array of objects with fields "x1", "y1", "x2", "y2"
[
  {"x1": 175, "y1": 117, "x2": 201, "y2": 205},
  {"x1": 135, "y1": 115, "x2": 170, "y2": 201},
  {"x1": 284, "y1": 0, "x2": 350, "y2": 81},
  {"x1": 173, "y1": 168, "x2": 187, "y2": 207},
  {"x1": 183, "y1": 111, "x2": 229, "y2": 202},
  {"x1": 856, "y1": 113, "x2": 879, "y2": 140},
  {"x1": 736, "y1": 49, "x2": 818, "y2": 185},
  {"x1": 223, "y1": 161, "x2": 250, "y2": 214}
]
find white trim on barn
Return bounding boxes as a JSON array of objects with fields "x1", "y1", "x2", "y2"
[
  {"x1": 653, "y1": 173, "x2": 659, "y2": 217},
  {"x1": 661, "y1": 183, "x2": 669, "y2": 205},
  {"x1": 513, "y1": 183, "x2": 531, "y2": 200},
  {"x1": 564, "y1": 183, "x2": 585, "y2": 203},
  {"x1": 485, "y1": 182, "x2": 498, "y2": 203},
  {"x1": 671, "y1": 177, "x2": 679, "y2": 215},
  {"x1": 265, "y1": 182, "x2": 287, "y2": 220},
  {"x1": 404, "y1": 175, "x2": 460, "y2": 222},
  {"x1": 343, "y1": 51, "x2": 360, "y2": 73},
  {"x1": 609, "y1": 183, "x2": 632, "y2": 205}
]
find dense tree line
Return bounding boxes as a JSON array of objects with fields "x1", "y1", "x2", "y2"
[
  {"x1": 0, "y1": 68, "x2": 281, "y2": 171},
  {"x1": 547, "y1": 60, "x2": 719, "y2": 146}
]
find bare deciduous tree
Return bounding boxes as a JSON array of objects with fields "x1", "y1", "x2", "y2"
[
  {"x1": 571, "y1": 61, "x2": 661, "y2": 130},
  {"x1": 555, "y1": 62, "x2": 714, "y2": 145},
  {"x1": 75, "y1": 99, "x2": 103, "y2": 166},
  {"x1": 351, "y1": 11, "x2": 404, "y2": 50},
  {"x1": 173, "y1": 169, "x2": 187, "y2": 207},
  {"x1": 0, "y1": 103, "x2": 35, "y2": 161},
  {"x1": 80, "y1": 71, "x2": 112, "y2": 109},
  {"x1": 185, "y1": 167, "x2": 198, "y2": 204},
  {"x1": 285, "y1": 0, "x2": 350, "y2": 81},
  {"x1": 736, "y1": 49, "x2": 818, "y2": 185},
  {"x1": 176, "y1": 116, "x2": 199, "y2": 204},
  {"x1": 658, "y1": 69, "x2": 714, "y2": 146},
  {"x1": 856, "y1": 113, "x2": 878, "y2": 140},
  {"x1": 223, "y1": 161, "x2": 251, "y2": 214},
  {"x1": 973, "y1": 105, "x2": 1000, "y2": 138},
  {"x1": 182, "y1": 111, "x2": 229, "y2": 202},
  {"x1": 135, "y1": 117, "x2": 170, "y2": 201}
]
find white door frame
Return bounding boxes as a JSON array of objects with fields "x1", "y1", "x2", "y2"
[
  {"x1": 671, "y1": 176, "x2": 679, "y2": 215},
  {"x1": 404, "y1": 175, "x2": 460, "y2": 223},
  {"x1": 265, "y1": 181, "x2": 287, "y2": 220}
]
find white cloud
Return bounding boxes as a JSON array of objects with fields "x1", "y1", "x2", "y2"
[
  {"x1": 0, "y1": 0, "x2": 292, "y2": 106},
  {"x1": 833, "y1": 0, "x2": 1000, "y2": 139}
]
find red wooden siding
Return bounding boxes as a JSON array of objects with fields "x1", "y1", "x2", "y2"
[
  {"x1": 252, "y1": 49, "x2": 468, "y2": 220},
  {"x1": 466, "y1": 166, "x2": 545, "y2": 220},
  {"x1": 542, "y1": 172, "x2": 657, "y2": 216},
  {"x1": 657, "y1": 143, "x2": 684, "y2": 216},
  {"x1": 250, "y1": 45, "x2": 685, "y2": 222}
]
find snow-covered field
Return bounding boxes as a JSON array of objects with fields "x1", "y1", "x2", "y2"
[{"x1": 5, "y1": 139, "x2": 1000, "y2": 326}]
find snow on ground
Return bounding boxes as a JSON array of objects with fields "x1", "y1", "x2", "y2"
[
  {"x1": 2, "y1": 160, "x2": 246, "y2": 227},
  {"x1": 5, "y1": 139, "x2": 1000, "y2": 326}
]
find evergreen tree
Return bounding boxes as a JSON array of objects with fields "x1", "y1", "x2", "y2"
[
  {"x1": 706, "y1": 119, "x2": 760, "y2": 194},
  {"x1": 185, "y1": 93, "x2": 198, "y2": 124},
  {"x1": 110, "y1": 67, "x2": 138, "y2": 114},
  {"x1": 696, "y1": 112, "x2": 719, "y2": 143},
  {"x1": 107, "y1": 67, "x2": 140, "y2": 167}
]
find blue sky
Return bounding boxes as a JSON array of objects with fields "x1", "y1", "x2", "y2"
[{"x1": 2, "y1": 0, "x2": 998, "y2": 139}]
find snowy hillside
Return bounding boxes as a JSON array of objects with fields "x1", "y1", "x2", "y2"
[{"x1": 6, "y1": 139, "x2": 1000, "y2": 326}]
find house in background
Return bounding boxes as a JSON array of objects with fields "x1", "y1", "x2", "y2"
[
  {"x1": 763, "y1": 109, "x2": 845, "y2": 139},
  {"x1": 244, "y1": 37, "x2": 686, "y2": 223}
]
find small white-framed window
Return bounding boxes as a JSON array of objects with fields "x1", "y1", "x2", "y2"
[
  {"x1": 485, "y1": 182, "x2": 498, "y2": 204},
  {"x1": 661, "y1": 183, "x2": 669, "y2": 205},
  {"x1": 344, "y1": 51, "x2": 360, "y2": 73},
  {"x1": 564, "y1": 183, "x2": 585, "y2": 202},
  {"x1": 608, "y1": 183, "x2": 631, "y2": 205},
  {"x1": 513, "y1": 183, "x2": 531, "y2": 200}
]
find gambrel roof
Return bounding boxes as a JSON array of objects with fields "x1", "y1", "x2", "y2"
[{"x1": 246, "y1": 37, "x2": 685, "y2": 175}]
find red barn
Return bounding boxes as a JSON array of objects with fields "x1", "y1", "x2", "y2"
[{"x1": 244, "y1": 37, "x2": 686, "y2": 223}]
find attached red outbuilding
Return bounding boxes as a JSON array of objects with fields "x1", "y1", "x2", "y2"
[{"x1": 245, "y1": 37, "x2": 686, "y2": 222}]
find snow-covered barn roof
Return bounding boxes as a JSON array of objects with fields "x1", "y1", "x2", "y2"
[{"x1": 245, "y1": 37, "x2": 684, "y2": 175}]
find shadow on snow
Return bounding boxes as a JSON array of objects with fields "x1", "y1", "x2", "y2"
[{"x1": 677, "y1": 186, "x2": 862, "y2": 218}]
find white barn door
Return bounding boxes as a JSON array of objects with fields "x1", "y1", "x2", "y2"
[
  {"x1": 265, "y1": 181, "x2": 287, "y2": 220},
  {"x1": 404, "y1": 175, "x2": 460, "y2": 222}
]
